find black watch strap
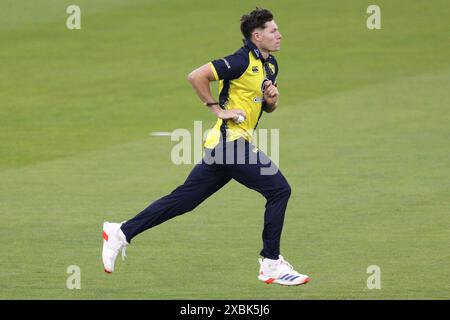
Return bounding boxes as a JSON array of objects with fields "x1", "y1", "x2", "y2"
[{"x1": 204, "y1": 102, "x2": 219, "y2": 107}]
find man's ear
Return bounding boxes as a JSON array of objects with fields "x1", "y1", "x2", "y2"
[{"x1": 252, "y1": 30, "x2": 262, "y2": 42}]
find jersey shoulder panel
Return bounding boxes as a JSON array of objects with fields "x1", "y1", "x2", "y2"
[{"x1": 210, "y1": 47, "x2": 250, "y2": 81}]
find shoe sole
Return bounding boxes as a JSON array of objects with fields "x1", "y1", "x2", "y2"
[{"x1": 258, "y1": 275, "x2": 310, "y2": 286}]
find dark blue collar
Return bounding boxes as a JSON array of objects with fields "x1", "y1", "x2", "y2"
[{"x1": 243, "y1": 38, "x2": 270, "y2": 61}]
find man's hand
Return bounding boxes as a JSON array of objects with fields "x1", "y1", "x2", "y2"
[
  {"x1": 213, "y1": 108, "x2": 247, "y2": 123},
  {"x1": 263, "y1": 80, "x2": 279, "y2": 107}
]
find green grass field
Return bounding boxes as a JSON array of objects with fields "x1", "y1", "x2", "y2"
[{"x1": 1, "y1": 0, "x2": 449, "y2": 299}]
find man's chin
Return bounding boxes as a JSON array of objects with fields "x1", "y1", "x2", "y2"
[{"x1": 271, "y1": 45, "x2": 281, "y2": 52}]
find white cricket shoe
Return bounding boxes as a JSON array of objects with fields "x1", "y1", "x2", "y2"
[
  {"x1": 102, "y1": 221, "x2": 128, "y2": 274},
  {"x1": 258, "y1": 255, "x2": 310, "y2": 286}
]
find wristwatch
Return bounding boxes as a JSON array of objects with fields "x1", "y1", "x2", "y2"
[{"x1": 204, "y1": 102, "x2": 219, "y2": 107}]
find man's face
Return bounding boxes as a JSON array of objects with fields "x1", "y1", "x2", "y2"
[{"x1": 253, "y1": 20, "x2": 282, "y2": 52}]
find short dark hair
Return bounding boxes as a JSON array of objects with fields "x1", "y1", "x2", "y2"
[{"x1": 240, "y1": 7, "x2": 274, "y2": 39}]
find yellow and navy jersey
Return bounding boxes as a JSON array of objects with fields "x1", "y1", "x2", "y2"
[{"x1": 204, "y1": 39, "x2": 278, "y2": 149}]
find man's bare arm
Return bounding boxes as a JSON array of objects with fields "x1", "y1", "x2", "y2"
[{"x1": 187, "y1": 64, "x2": 246, "y2": 121}]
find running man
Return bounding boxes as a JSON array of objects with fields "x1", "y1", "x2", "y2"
[{"x1": 102, "y1": 7, "x2": 310, "y2": 286}]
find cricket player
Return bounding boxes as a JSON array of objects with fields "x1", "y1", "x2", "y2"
[{"x1": 102, "y1": 7, "x2": 310, "y2": 286}]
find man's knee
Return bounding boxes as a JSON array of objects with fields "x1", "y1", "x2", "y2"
[
  {"x1": 174, "y1": 203, "x2": 199, "y2": 216},
  {"x1": 267, "y1": 179, "x2": 291, "y2": 200},
  {"x1": 280, "y1": 181, "x2": 291, "y2": 198}
]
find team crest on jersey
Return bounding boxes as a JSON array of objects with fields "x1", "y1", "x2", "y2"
[
  {"x1": 267, "y1": 62, "x2": 276, "y2": 75},
  {"x1": 252, "y1": 66, "x2": 259, "y2": 73}
]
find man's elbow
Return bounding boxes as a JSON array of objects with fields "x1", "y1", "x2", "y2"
[
  {"x1": 188, "y1": 64, "x2": 216, "y2": 84},
  {"x1": 187, "y1": 71, "x2": 197, "y2": 84}
]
